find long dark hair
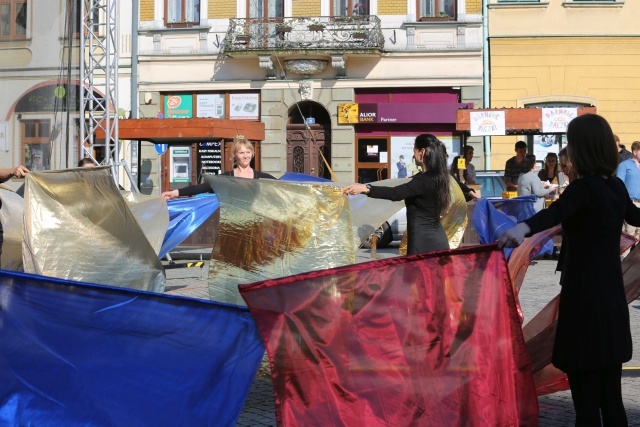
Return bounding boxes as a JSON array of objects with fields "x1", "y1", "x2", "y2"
[
  {"x1": 566, "y1": 114, "x2": 618, "y2": 177},
  {"x1": 415, "y1": 134, "x2": 451, "y2": 215}
]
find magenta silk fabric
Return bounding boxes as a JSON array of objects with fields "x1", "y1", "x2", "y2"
[
  {"x1": 508, "y1": 230, "x2": 638, "y2": 395},
  {"x1": 240, "y1": 245, "x2": 538, "y2": 426}
]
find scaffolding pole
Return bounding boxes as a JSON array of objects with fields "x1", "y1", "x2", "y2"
[{"x1": 80, "y1": 0, "x2": 119, "y2": 184}]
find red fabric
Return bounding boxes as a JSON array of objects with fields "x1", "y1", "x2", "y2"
[{"x1": 240, "y1": 245, "x2": 538, "y2": 426}]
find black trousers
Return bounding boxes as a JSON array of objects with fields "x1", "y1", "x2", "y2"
[{"x1": 567, "y1": 365, "x2": 627, "y2": 427}]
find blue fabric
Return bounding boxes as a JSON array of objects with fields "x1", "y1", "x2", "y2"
[
  {"x1": 160, "y1": 194, "x2": 219, "y2": 258},
  {"x1": 473, "y1": 196, "x2": 553, "y2": 258},
  {"x1": 278, "y1": 172, "x2": 333, "y2": 183},
  {"x1": 0, "y1": 269, "x2": 264, "y2": 427},
  {"x1": 616, "y1": 159, "x2": 640, "y2": 200}
]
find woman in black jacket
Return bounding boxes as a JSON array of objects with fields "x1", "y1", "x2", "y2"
[
  {"x1": 499, "y1": 114, "x2": 640, "y2": 426},
  {"x1": 343, "y1": 134, "x2": 451, "y2": 255}
]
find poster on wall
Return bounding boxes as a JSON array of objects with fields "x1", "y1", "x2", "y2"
[
  {"x1": 533, "y1": 134, "x2": 563, "y2": 161},
  {"x1": 469, "y1": 111, "x2": 506, "y2": 136},
  {"x1": 164, "y1": 95, "x2": 193, "y2": 118},
  {"x1": 197, "y1": 141, "x2": 223, "y2": 176},
  {"x1": 541, "y1": 108, "x2": 577, "y2": 133},
  {"x1": 389, "y1": 136, "x2": 460, "y2": 179},
  {"x1": 197, "y1": 94, "x2": 225, "y2": 118},
  {"x1": 229, "y1": 93, "x2": 259, "y2": 120}
]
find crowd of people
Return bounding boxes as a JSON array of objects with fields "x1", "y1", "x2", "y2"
[{"x1": 2, "y1": 114, "x2": 640, "y2": 425}]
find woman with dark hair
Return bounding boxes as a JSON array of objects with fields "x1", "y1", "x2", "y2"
[
  {"x1": 450, "y1": 155, "x2": 477, "y2": 202},
  {"x1": 538, "y1": 152, "x2": 560, "y2": 184},
  {"x1": 517, "y1": 154, "x2": 553, "y2": 212},
  {"x1": 343, "y1": 134, "x2": 451, "y2": 255},
  {"x1": 499, "y1": 114, "x2": 640, "y2": 426}
]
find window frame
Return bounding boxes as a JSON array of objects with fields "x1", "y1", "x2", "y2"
[
  {"x1": 417, "y1": 0, "x2": 456, "y2": 21},
  {"x1": 330, "y1": 0, "x2": 370, "y2": 17},
  {"x1": 164, "y1": 0, "x2": 200, "y2": 27},
  {"x1": 21, "y1": 119, "x2": 52, "y2": 172},
  {"x1": 0, "y1": 0, "x2": 27, "y2": 40}
]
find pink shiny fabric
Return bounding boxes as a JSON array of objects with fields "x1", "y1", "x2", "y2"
[
  {"x1": 510, "y1": 230, "x2": 639, "y2": 395},
  {"x1": 240, "y1": 245, "x2": 538, "y2": 426}
]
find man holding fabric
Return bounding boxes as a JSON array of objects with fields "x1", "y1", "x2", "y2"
[{"x1": 0, "y1": 165, "x2": 29, "y2": 263}]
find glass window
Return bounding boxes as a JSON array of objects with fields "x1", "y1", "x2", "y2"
[
  {"x1": 0, "y1": 0, "x2": 27, "y2": 39},
  {"x1": 166, "y1": 0, "x2": 200, "y2": 25},
  {"x1": 332, "y1": 0, "x2": 369, "y2": 17},
  {"x1": 21, "y1": 120, "x2": 51, "y2": 172},
  {"x1": 248, "y1": 0, "x2": 284, "y2": 19},
  {"x1": 418, "y1": 0, "x2": 455, "y2": 19}
]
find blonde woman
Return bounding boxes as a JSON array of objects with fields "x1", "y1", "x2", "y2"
[{"x1": 161, "y1": 135, "x2": 274, "y2": 200}]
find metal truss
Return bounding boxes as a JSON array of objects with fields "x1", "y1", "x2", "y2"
[{"x1": 80, "y1": 0, "x2": 119, "y2": 181}]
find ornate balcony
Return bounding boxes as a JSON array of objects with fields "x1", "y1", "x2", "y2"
[{"x1": 222, "y1": 16, "x2": 385, "y2": 55}]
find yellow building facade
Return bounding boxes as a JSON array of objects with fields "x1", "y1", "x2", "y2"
[{"x1": 488, "y1": 0, "x2": 640, "y2": 169}]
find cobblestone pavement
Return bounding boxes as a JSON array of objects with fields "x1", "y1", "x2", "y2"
[{"x1": 163, "y1": 246, "x2": 640, "y2": 426}]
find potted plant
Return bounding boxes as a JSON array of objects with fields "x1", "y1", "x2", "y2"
[
  {"x1": 275, "y1": 23, "x2": 292, "y2": 34},
  {"x1": 352, "y1": 32, "x2": 367, "y2": 40},
  {"x1": 307, "y1": 21, "x2": 325, "y2": 32},
  {"x1": 235, "y1": 34, "x2": 251, "y2": 44}
]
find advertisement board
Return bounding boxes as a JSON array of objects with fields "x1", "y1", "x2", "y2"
[
  {"x1": 197, "y1": 94, "x2": 225, "y2": 118},
  {"x1": 164, "y1": 95, "x2": 193, "y2": 118},
  {"x1": 229, "y1": 93, "x2": 259, "y2": 120}
]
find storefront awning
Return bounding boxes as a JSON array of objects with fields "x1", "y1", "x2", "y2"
[
  {"x1": 456, "y1": 106, "x2": 597, "y2": 134},
  {"x1": 98, "y1": 118, "x2": 265, "y2": 143}
]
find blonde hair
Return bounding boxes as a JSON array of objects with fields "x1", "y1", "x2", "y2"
[{"x1": 231, "y1": 134, "x2": 254, "y2": 156}]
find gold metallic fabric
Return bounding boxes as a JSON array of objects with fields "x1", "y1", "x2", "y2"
[
  {"x1": 445, "y1": 175, "x2": 468, "y2": 250},
  {"x1": 0, "y1": 186, "x2": 24, "y2": 271},
  {"x1": 121, "y1": 191, "x2": 169, "y2": 256},
  {"x1": 205, "y1": 176, "x2": 354, "y2": 306},
  {"x1": 22, "y1": 167, "x2": 165, "y2": 292}
]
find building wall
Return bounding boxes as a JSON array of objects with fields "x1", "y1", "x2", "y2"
[
  {"x1": 487, "y1": 0, "x2": 640, "y2": 169},
  {"x1": 466, "y1": 0, "x2": 481, "y2": 15},
  {"x1": 377, "y1": 1, "x2": 406, "y2": 16},
  {"x1": 292, "y1": 0, "x2": 321, "y2": 16},
  {"x1": 210, "y1": 0, "x2": 236, "y2": 19},
  {"x1": 140, "y1": 0, "x2": 154, "y2": 21}
]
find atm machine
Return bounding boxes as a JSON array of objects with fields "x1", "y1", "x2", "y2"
[{"x1": 169, "y1": 146, "x2": 192, "y2": 189}]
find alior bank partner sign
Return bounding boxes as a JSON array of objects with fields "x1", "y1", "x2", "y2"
[{"x1": 338, "y1": 103, "x2": 472, "y2": 125}]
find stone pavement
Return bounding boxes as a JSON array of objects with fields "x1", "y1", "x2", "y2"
[{"x1": 163, "y1": 246, "x2": 640, "y2": 426}]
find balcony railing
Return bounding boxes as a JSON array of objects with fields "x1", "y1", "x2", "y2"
[{"x1": 222, "y1": 16, "x2": 385, "y2": 53}]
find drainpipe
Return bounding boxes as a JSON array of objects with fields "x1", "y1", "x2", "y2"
[
  {"x1": 482, "y1": 0, "x2": 491, "y2": 170},
  {"x1": 130, "y1": 0, "x2": 140, "y2": 191}
]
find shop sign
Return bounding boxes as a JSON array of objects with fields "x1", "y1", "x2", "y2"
[
  {"x1": 198, "y1": 141, "x2": 223, "y2": 176},
  {"x1": 164, "y1": 94, "x2": 193, "y2": 118},
  {"x1": 470, "y1": 111, "x2": 506, "y2": 136},
  {"x1": 229, "y1": 93, "x2": 259, "y2": 120},
  {"x1": 542, "y1": 108, "x2": 577, "y2": 133},
  {"x1": 197, "y1": 94, "x2": 225, "y2": 118},
  {"x1": 339, "y1": 103, "x2": 471, "y2": 124}
]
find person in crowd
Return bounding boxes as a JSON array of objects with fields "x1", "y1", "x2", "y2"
[
  {"x1": 538, "y1": 152, "x2": 560, "y2": 183},
  {"x1": 504, "y1": 140, "x2": 528, "y2": 191},
  {"x1": 517, "y1": 154, "x2": 553, "y2": 212},
  {"x1": 557, "y1": 147, "x2": 573, "y2": 191},
  {"x1": 498, "y1": 113, "x2": 640, "y2": 426},
  {"x1": 78, "y1": 158, "x2": 98, "y2": 167},
  {"x1": 396, "y1": 155, "x2": 407, "y2": 179},
  {"x1": 462, "y1": 145, "x2": 477, "y2": 185},
  {"x1": 615, "y1": 134, "x2": 632, "y2": 163},
  {"x1": 450, "y1": 155, "x2": 478, "y2": 202},
  {"x1": 342, "y1": 134, "x2": 451, "y2": 255},
  {"x1": 0, "y1": 165, "x2": 30, "y2": 263},
  {"x1": 616, "y1": 140, "x2": 640, "y2": 240},
  {"x1": 162, "y1": 135, "x2": 275, "y2": 200}
]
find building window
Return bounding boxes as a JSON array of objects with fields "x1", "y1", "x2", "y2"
[
  {"x1": 332, "y1": 0, "x2": 369, "y2": 17},
  {"x1": 418, "y1": 0, "x2": 455, "y2": 19},
  {"x1": 0, "y1": 0, "x2": 27, "y2": 39},
  {"x1": 165, "y1": 0, "x2": 200, "y2": 25},
  {"x1": 21, "y1": 120, "x2": 51, "y2": 171},
  {"x1": 248, "y1": 0, "x2": 284, "y2": 19}
]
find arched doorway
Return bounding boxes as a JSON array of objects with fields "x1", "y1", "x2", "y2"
[{"x1": 286, "y1": 101, "x2": 331, "y2": 179}]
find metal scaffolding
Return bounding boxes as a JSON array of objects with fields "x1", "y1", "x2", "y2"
[{"x1": 79, "y1": 0, "x2": 119, "y2": 182}]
